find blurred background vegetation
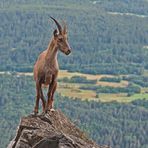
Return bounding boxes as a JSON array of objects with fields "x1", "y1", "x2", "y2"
[
  {"x1": 0, "y1": 0, "x2": 148, "y2": 148},
  {"x1": 0, "y1": 0, "x2": 148, "y2": 75}
]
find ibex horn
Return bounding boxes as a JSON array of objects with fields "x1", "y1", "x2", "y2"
[
  {"x1": 62, "y1": 20, "x2": 67, "y2": 34},
  {"x1": 50, "y1": 16, "x2": 62, "y2": 34}
]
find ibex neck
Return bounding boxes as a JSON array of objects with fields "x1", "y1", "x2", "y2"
[{"x1": 45, "y1": 37, "x2": 58, "y2": 63}]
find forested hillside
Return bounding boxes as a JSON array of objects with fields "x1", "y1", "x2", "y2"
[
  {"x1": 0, "y1": 74, "x2": 148, "y2": 148},
  {"x1": 0, "y1": 0, "x2": 148, "y2": 74},
  {"x1": 0, "y1": 1, "x2": 148, "y2": 148}
]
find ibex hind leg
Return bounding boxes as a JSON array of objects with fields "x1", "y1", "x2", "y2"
[
  {"x1": 34, "y1": 81, "x2": 41, "y2": 115},
  {"x1": 40, "y1": 86, "x2": 46, "y2": 113},
  {"x1": 50, "y1": 82, "x2": 57, "y2": 112}
]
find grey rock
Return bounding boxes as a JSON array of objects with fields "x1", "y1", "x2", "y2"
[{"x1": 8, "y1": 110, "x2": 110, "y2": 148}]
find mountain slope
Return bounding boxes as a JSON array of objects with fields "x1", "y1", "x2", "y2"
[
  {"x1": 0, "y1": 0, "x2": 148, "y2": 74},
  {"x1": 0, "y1": 74, "x2": 148, "y2": 148}
]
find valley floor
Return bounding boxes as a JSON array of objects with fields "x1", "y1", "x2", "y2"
[{"x1": 1, "y1": 70, "x2": 148, "y2": 103}]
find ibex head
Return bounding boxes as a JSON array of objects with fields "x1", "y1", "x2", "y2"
[{"x1": 50, "y1": 17, "x2": 71, "y2": 55}]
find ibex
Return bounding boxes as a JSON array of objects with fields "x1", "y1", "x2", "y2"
[{"x1": 33, "y1": 17, "x2": 71, "y2": 115}]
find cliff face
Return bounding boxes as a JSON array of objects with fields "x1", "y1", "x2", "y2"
[{"x1": 8, "y1": 110, "x2": 109, "y2": 148}]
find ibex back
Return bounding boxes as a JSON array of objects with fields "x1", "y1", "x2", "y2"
[{"x1": 33, "y1": 17, "x2": 71, "y2": 115}]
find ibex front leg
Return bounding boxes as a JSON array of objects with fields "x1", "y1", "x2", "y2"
[
  {"x1": 45, "y1": 80, "x2": 57, "y2": 112},
  {"x1": 49, "y1": 81, "x2": 57, "y2": 110},
  {"x1": 40, "y1": 87, "x2": 46, "y2": 113}
]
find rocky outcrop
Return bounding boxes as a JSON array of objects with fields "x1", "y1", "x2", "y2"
[{"x1": 8, "y1": 110, "x2": 110, "y2": 148}]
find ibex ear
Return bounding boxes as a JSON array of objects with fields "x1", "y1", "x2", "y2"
[{"x1": 53, "y1": 29, "x2": 58, "y2": 37}]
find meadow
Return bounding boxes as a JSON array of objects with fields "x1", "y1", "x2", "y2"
[
  {"x1": 1, "y1": 70, "x2": 147, "y2": 103},
  {"x1": 58, "y1": 71, "x2": 148, "y2": 103}
]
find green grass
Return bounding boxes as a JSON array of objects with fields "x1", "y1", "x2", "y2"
[
  {"x1": 99, "y1": 93, "x2": 148, "y2": 103},
  {"x1": 143, "y1": 70, "x2": 148, "y2": 76},
  {"x1": 123, "y1": 93, "x2": 148, "y2": 101},
  {"x1": 58, "y1": 71, "x2": 148, "y2": 102}
]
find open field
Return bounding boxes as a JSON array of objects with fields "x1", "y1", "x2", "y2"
[
  {"x1": 59, "y1": 70, "x2": 115, "y2": 80},
  {"x1": 1, "y1": 70, "x2": 148, "y2": 103},
  {"x1": 143, "y1": 70, "x2": 148, "y2": 76},
  {"x1": 96, "y1": 80, "x2": 128, "y2": 88},
  {"x1": 97, "y1": 93, "x2": 148, "y2": 103},
  {"x1": 58, "y1": 71, "x2": 148, "y2": 102},
  {"x1": 57, "y1": 85, "x2": 148, "y2": 103}
]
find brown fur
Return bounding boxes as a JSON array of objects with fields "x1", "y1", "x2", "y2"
[{"x1": 33, "y1": 18, "x2": 71, "y2": 114}]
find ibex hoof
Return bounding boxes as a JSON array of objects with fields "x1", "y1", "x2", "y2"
[
  {"x1": 29, "y1": 111, "x2": 38, "y2": 117},
  {"x1": 50, "y1": 108, "x2": 55, "y2": 112},
  {"x1": 34, "y1": 112, "x2": 38, "y2": 116},
  {"x1": 44, "y1": 108, "x2": 55, "y2": 113},
  {"x1": 45, "y1": 109, "x2": 48, "y2": 113}
]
